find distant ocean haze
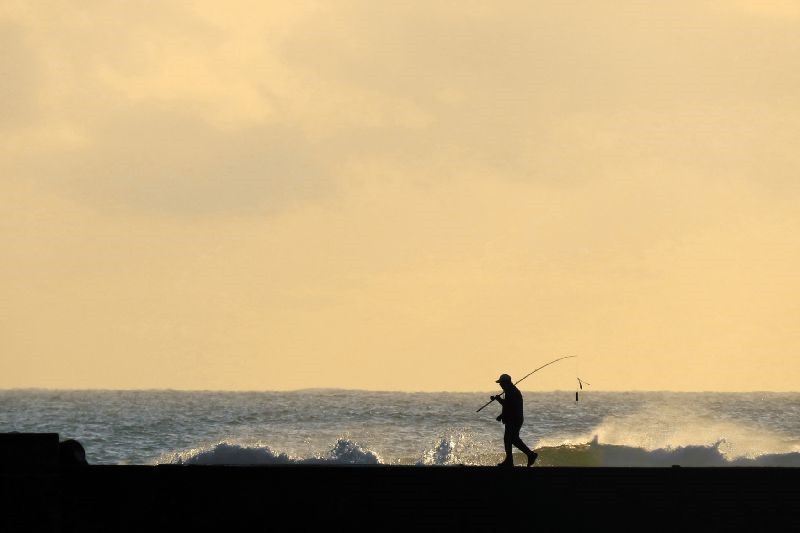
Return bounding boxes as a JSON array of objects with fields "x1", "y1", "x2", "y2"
[{"x1": 2, "y1": 390, "x2": 798, "y2": 466}]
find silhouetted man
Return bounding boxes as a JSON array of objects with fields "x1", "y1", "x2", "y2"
[{"x1": 492, "y1": 374, "x2": 538, "y2": 467}]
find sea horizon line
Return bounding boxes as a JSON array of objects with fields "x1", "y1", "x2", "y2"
[{"x1": 1, "y1": 387, "x2": 797, "y2": 394}]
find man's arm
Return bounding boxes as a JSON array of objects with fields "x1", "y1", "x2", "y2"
[{"x1": 491, "y1": 395, "x2": 506, "y2": 423}]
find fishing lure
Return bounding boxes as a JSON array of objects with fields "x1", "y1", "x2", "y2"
[{"x1": 576, "y1": 377, "x2": 590, "y2": 401}]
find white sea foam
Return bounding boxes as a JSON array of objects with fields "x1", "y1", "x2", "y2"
[
  {"x1": 416, "y1": 435, "x2": 462, "y2": 465},
  {"x1": 164, "y1": 442, "x2": 294, "y2": 465},
  {"x1": 162, "y1": 436, "x2": 800, "y2": 467},
  {"x1": 592, "y1": 411, "x2": 796, "y2": 459},
  {"x1": 532, "y1": 408, "x2": 800, "y2": 466},
  {"x1": 163, "y1": 438, "x2": 382, "y2": 465},
  {"x1": 534, "y1": 437, "x2": 800, "y2": 467},
  {"x1": 537, "y1": 407, "x2": 800, "y2": 462}
]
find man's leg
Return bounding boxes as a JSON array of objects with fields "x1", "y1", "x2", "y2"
[
  {"x1": 510, "y1": 424, "x2": 538, "y2": 467},
  {"x1": 511, "y1": 434, "x2": 532, "y2": 455},
  {"x1": 499, "y1": 424, "x2": 514, "y2": 466}
]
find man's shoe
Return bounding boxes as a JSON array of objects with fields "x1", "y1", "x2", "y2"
[
  {"x1": 526, "y1": 452, "x2": 538, "y2": 467},
  {"x1": 497, "y1": 460, "x2": 514, "y2": 467}
]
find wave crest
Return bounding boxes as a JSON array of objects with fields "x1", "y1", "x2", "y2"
[
  {"x1": 535, "y1": 437, "x2": 800, "y2": 467},
  {"x1": 160, "y1": 435, "x2": 800, "y2": 467},
  {"x1": 163, "y1": 438, "x2": 382, "y2": 465}
]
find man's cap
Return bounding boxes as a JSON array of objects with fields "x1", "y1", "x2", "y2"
[{"x1": 495, "y1": 374, "x2": 512, "y2": 384}]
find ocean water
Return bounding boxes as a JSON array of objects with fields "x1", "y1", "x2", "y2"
[{"x1": 1, "y1": 390, "x2": 798, "y2": 467}]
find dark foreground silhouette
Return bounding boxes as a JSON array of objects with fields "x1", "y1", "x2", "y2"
[
  {"x1": 59, "y1": 439, "x2": 88, "y2": 466},
  {"x1": 1, "y1": 433, "x2": 798, "y2": 532}
]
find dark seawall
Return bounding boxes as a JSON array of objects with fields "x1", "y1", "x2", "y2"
[{"x1": 2, "y1": 434, "x2": 798, "y2": 531}]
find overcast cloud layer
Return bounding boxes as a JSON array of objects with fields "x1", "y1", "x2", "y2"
[{"x1": 2, "y1": 1, "x2": 799, "y2": 390}]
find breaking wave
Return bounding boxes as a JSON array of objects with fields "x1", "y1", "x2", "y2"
[
  {"x1": 533, "y1": 437, "x2": 800, "y2": 467},
  {"x1": 159, "y1": 436, "x2": 800, "y2": 467},
  {"x1": 163, "y1": 438, "x2": 382, "y2": 465}
]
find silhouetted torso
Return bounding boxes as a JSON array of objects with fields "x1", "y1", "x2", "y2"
[{"x1": 501, "y1": 385, "x2": 523, "y2": 426}]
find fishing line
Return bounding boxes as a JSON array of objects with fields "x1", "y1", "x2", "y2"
[{"x1": 575, "y1": 377, "x2": 590, "y2": 401}]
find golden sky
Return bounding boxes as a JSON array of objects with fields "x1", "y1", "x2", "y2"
[{"x1": 2, "y1": 1, "x2": 799, "y2": 391}]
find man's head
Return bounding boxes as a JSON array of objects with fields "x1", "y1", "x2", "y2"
[{"x1": 495, "y1": 373, "x2": 512, "y2": 390}]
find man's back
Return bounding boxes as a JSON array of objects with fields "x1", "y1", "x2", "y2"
[{"x1": 502, "y1": 385, "x2": 524, "y2": 424}]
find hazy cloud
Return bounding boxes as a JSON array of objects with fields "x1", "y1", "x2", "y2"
[
  {"x1": 2, "y1": 2, "x2": 799, "y2": 390},
  {"x1": 0, "y1": 21, "x2": 39, "y2": 129},
  {"x1": 31, "y1": 104, "x2": 329, "y2": 215}
]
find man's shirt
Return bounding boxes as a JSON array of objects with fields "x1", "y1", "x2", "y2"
[{"x1": 500, "y1": 385, "x2": 524, "y2": 425}]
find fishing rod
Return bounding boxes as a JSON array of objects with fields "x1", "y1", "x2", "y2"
[{"x1": 476, "y1": 355, "x2": 577, "y2": 413}]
